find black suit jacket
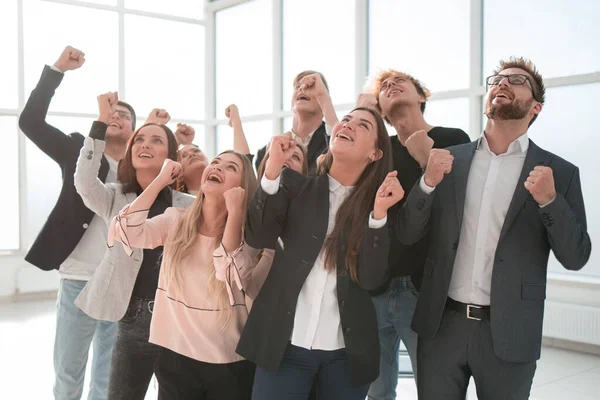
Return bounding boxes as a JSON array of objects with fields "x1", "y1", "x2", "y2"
[
  {"x1": 254, "y1": 122, "x2": 329, "y2": 175},
  {"x1": 397, "y1": 139, "x2": 591, "y2": 363},
  {"x1": 19, "y1": 66, "x2": 109, "y2": 271},
  {"x1": 237, "y1": 168, "x2": 389, "y2": 386}
]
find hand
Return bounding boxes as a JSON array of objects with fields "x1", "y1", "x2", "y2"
[
  {"x1": 225, "y1": 104, "x2": 241, "y2": 127},
  {"x1": 423, "y1": 149, "x2": 453, "y2": 188},
  {"x1": 298, "y1": 74, "x2": 328, "y2": 102},
  {"x1": 524, "y1": 166, "x2": 557, "y2": 205},
  {"x1": 373, "y1": 171, "x2": 404, "y2": 220},
  {"x1": 174, "y1": 123, "x2": 195, "y2": 145},
  {"x1": 223, "y1": 187, "x2": 246, "y2": 215},
  {"x1": 54, "y1": 46, "x2": 85, "y2": 72},
  {"x1": 356, "y1": 93, "x2": 378, "y2": 109},
  {"x1": 405, "y1": 130, "x2": 434, "y2": 169},
  {"x1": 97, "y1": 92, "x2": 119, "y2": 124},
  {"x1": 264, "y1": 134, "x2": 296, "y2": 180},
  {"x1": 156, "y1": 159, "x2": 182, "y2": 187},
  {"x1": 144, "y1": 108, "x2": 171, "y2": 126}
]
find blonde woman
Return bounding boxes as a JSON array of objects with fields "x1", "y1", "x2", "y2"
[{"x1": 109, "y1": 151, "x2": 258, "y2": 400}]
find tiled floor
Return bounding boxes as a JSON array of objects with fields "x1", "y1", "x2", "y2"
[{"x1": 2, "y1": 298, "x2": 600, "y2": 399}]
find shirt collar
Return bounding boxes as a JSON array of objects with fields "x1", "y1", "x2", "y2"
[
  {"x1": 291, "y1": 129, "x2": 316, "y2": 146},
  {"x1": 477, "y1": 131, "x2": 529, "y2": 155},
  {"x1": 327, "y1": 174, "x2": 354, "y2": 194}
]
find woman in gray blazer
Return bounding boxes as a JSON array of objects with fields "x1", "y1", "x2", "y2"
[{"x1": 74, "y1": 115, "x2": 194, "y2": 400}]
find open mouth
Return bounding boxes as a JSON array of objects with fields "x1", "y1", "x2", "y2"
[
  {"x1": 109, "y1": 122, "x2": 122, "y2": 129},
  {"x1": 388, "y1": 88, "x2": 402, "y2": 97},
  {"x1": 206, "y1": 172, "x2": 223, "y2": 183},
  {"x1": 297, "y1": 94, "x2": 310, "y2": 101},
  {"x1": 494, "y1": 92, "x2": 512, "y2": 100},
  {"x1": 335, "y1": 132, "x2": 354, "y2": 142},
  {"x1": 138, "y1": 153, "x2": 153, "y2": 159}
]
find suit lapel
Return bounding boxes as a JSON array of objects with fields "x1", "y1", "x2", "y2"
[
  {"x1": 499, "y1": 140, "x2": 551, "y2": 241},
  {"x1": 307, "y1": 122, "x2": 327, "y2": 165},
  {"x1": 452, "y1": 142, "x2": 478, "y2": 230}
]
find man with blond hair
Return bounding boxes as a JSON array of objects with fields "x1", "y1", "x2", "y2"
[
  {"x1": 397, "y1": 57, "x2": 590, "y2": 399},
  {"x1": 359, "y1": 70, "x2": 470, "y2": 400}
]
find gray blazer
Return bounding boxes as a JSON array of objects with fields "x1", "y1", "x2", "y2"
[
  {"x1": 73, "y1": 136, "x2": 194, "y2": 322},
  {"x1": 397, "y1": 139, "x2": 591, "y2": 363}
]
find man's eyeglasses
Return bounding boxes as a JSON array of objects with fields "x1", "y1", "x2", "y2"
[
  {"x1": 485, "y1": 74, "x2": 538, "y2": 101},
  {"x1": 114, "y1": 110, "x2": 132, "y2": 121}
]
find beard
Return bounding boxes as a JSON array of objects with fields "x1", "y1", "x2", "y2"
[{"x1": 485, "y1": 97, "x2": 533, "y2": 121}]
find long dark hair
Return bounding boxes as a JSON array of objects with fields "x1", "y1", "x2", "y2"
[
  {"x1": 117, "y1": 123, "x2": 179, "y2": 194},
  {"x1": 319, "y1": 107, "x2": 392, "y2": 283}
]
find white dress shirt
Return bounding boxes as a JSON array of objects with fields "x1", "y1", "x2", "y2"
[
  {"x1": 290, "y1": 124, "x2": 332, "y2": 147},
  {"x1": 261, "y1": 173, "x2": 386, "y2": 350}
]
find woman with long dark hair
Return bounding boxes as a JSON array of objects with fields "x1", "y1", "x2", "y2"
[
  {"x1": 73, "y1": 100, "x2": 194, "y2": 400},
  {"x1": 238, "y1": 107, "x2": 404, "y2": 399}
]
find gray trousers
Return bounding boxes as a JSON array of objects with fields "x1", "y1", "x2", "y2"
[{"x1": 417, "y1": 307, "x2": 536, "y2": 400}]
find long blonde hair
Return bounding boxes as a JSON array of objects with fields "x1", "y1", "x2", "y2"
[{"x1": 163, "y1": 151, "x2": 257, "y2": 328}]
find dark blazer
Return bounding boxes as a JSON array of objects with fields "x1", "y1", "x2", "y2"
[
  {"x1": 19, "y1": 65, "x2": 109, "y2": 271},
  {"x1": 237, "y1": 168, "x2": 390, "y2": 386},
  {"x1": 254, "y1": 121, "x2": 329, "y2": 175},
  {"x1": 397, "y1": 139, "x2": 591, "y2": 363}
]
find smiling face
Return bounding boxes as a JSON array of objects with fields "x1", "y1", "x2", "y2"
[
  {"x1": 200, "y1": 152, "x2": 244, "y2": 196},
  {"x1": 130, "y1": 125, "x2": 170, "y2": 172},
  {"x1": 377, "y1": 73, "x2": 426, "y2": 119},
  {"x1": 330, "y1": 109, "x2": 382, "y2": 164},
  {"x1": 106, "y1": 104, "x2": 134, "y2": 143},
  {"x1": 484, "y1": 67, "x2": 540, "y2": 122},
  {"x1": 179, "y1": 144, "x2": 208, "y2": 181}
]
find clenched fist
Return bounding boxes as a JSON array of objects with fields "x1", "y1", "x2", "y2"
[
  {"x1": 97, "y1": 92, "x2": 119, "y2": 124},
  {"x1": 423, "y1": 149, "x2": 453, "y2": 188},
  {"x1": 145, "y1": 108, "x2": 171, "y2": 126},
  {"x1": 225, "y1": 104, "x2": 241, "y2": 127},
  {"x1": 373, "y1": 171, "x2": 404, "y2": 220},
  {"x1": 356, "y1": 93, "x2": 378, "y2": 109},
  {"x1": 524, "y1": 166, "x2": 557, "y2": 205},
  {"x1": 174, "y1": 123, "x2": 195, "y2": 146},
  {"x1": 405, "y1": 130, "x2": 434, "y2": 169},
  {"x1": 223, "y1": 187, "x2": 246, "y2": 215},
  {"x1": 264, "y1": 134, "x2": 297, "y2": 180},
  {"x1": 54, "y1": 46, "x2": 85, "y2": 73},
  {"x1": 298, "y1": 74, "x2": 328, "y2": 101},
  {"x1": 156, "y1": 159, "x2": 183, "y2": 187}
]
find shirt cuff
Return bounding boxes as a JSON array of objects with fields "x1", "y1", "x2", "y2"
[
  {"x1": 539, "y1": 194, "x2": 557, "y2": 208},
  {"x1": 50, "y1": 64, "x2": 64, "y2": 74},
  {"x1": 419, "y1": 176, "x2": 435, "y2": 195},
  {"x1": 369, "y1": 212, "x2": 387, "y2": 229},
  {"x1": 325, "y1": 124, "x2": 333, "y2": 136},
  {"x1": 260, "y1": 174, "x2": 281, "y2": 195}
]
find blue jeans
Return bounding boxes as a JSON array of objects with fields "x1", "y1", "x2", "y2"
[
  {"x1": 252, "y1": 344, "x2": 369, "y2": 400},
  {"x1": 367, "y1": 276, "x2": 419, "y2": 400},
  {"x1": 53, "y1": 279, "x2": 118, "y2": 400}
]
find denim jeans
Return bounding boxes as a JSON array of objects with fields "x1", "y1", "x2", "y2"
[
  {"x1": 367, "y1": 276, "x2": 419, "y2": 400},
  {"x1": 53, "y1": 279, "x2": 117, "y2": 400},
  {"x1": 107, "y1": 298, "x2": 160, "y2": 400}
]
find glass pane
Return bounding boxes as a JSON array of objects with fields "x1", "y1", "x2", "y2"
[
  {"x1": 484, "y1": 0, "x2": 600, "y2": 79},
  {"x1": 283, "y1": 0, "x2": 356, "y2": 107},
  {"x1": 0, "y1": 117, "x2": 20, "y2": 250},
  {"x1": 125, "y1": 15, "x2": 204, "y2": 120},
  {"x1": 216, "y1": 0, "x2": 272, "y2": 117},
  {"x1": 522, "y1": 83, "x2": 600, "y2": 278},
  {"x1": 126, "y1": 0, "x2": 203, "y2": 19},
  {"x1": 0, "y1": 1, "x2": 18, "y2": 109},
  {"x1": 23, "y1": 0, "x2": 119, "y2": 114},
  {"x1": 425, "y1": 98, "x2": 471, "y2": 138},
  {"x1": 216, "y1": 120, "x2": 273, "y2": 156},
  {"x1": 369, "y1": 0, "x2": 470, "y2": 92},
  {"x1": 24, "y1": 117, "x2": 94, "y2": 249},
  {"x1": 75, "y1": 0, "x2": 117, "y2": 5}
]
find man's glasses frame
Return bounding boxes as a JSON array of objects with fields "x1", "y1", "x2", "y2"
[{"x1": 485, "y1": 73, "x2": 539, "y2": 101}]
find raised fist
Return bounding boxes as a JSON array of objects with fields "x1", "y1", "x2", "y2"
[{"x1": 54, "y1": 46, "x2": 86, "y2": 72}]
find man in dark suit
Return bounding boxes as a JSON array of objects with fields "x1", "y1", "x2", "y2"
[
  {"x1": 396, "y1": 57, "x2": 591, "y2": 399},
  {"x1": 254, "y1": 70, "x2": 338, "y2": 175},
  {"x1": 19, "y1": 46, "x2": 140, "y2": 400}
]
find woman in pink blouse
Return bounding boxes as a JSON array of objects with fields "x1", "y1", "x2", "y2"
[{"x1": 109, "y1": 150, "x2": 258, "y2": 400}]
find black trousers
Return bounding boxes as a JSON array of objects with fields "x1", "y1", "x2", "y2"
[
  {"x1": 156, "y1": 347, "x2": 255, "y2": 400},
  {"x1": 107, "y1": 298, "x2": 160, "y2": 400},
  {"x1": 417, "y1": 307, "x2": 537, "y2": 400}
]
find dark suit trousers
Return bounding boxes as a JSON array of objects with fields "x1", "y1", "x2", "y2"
[{"x1": 417, "y1": 307, "x2": 536, "y2": 400}]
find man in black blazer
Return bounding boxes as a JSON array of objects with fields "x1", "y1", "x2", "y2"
[
  {"x1": 396, "y1": 57, "x2": 591, "y2": 399},
  {"x1": 254, "y1": 70, "x2": 338, "y2": 175},
  {"x1": 19, "y1": 46, "x2": 138, "y2": 400}
]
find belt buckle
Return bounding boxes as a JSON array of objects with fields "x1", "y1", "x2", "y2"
[{"x1": 467, "y1": 304, "x2": 482, "y2": 321}]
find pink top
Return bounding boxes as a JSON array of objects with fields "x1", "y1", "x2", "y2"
[{"x1": 108, "y1": 206, "x2": 260, "y2": 364}]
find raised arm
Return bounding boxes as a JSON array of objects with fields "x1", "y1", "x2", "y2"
[
  {"x1": 225, "y1": 104, "x2": 252, "y2": 156},
  {"x1": 74, "y1": 92, "x2": 120, "y2": 219},
  {"x1": 298, "y1": 74, "x2": 339, "y2": 128},
  {"x1": 19, "y1": 46, "x2": 86, "y2": 164}
]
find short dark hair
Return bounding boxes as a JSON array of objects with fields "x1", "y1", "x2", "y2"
[
  {"x1": 493, "y1": 57, "x2": 546, "y2": 126},
  {"x1": 118, "y1": 123, "x2": 178, "y2": 194},
  {"x1": 117, "y1": 100, "x2": 137, "y2": 131}
]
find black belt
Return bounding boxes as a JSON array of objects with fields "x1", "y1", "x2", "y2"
[{"x1": 446, "y1": 298, "x2": 490, "y2": 321}]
